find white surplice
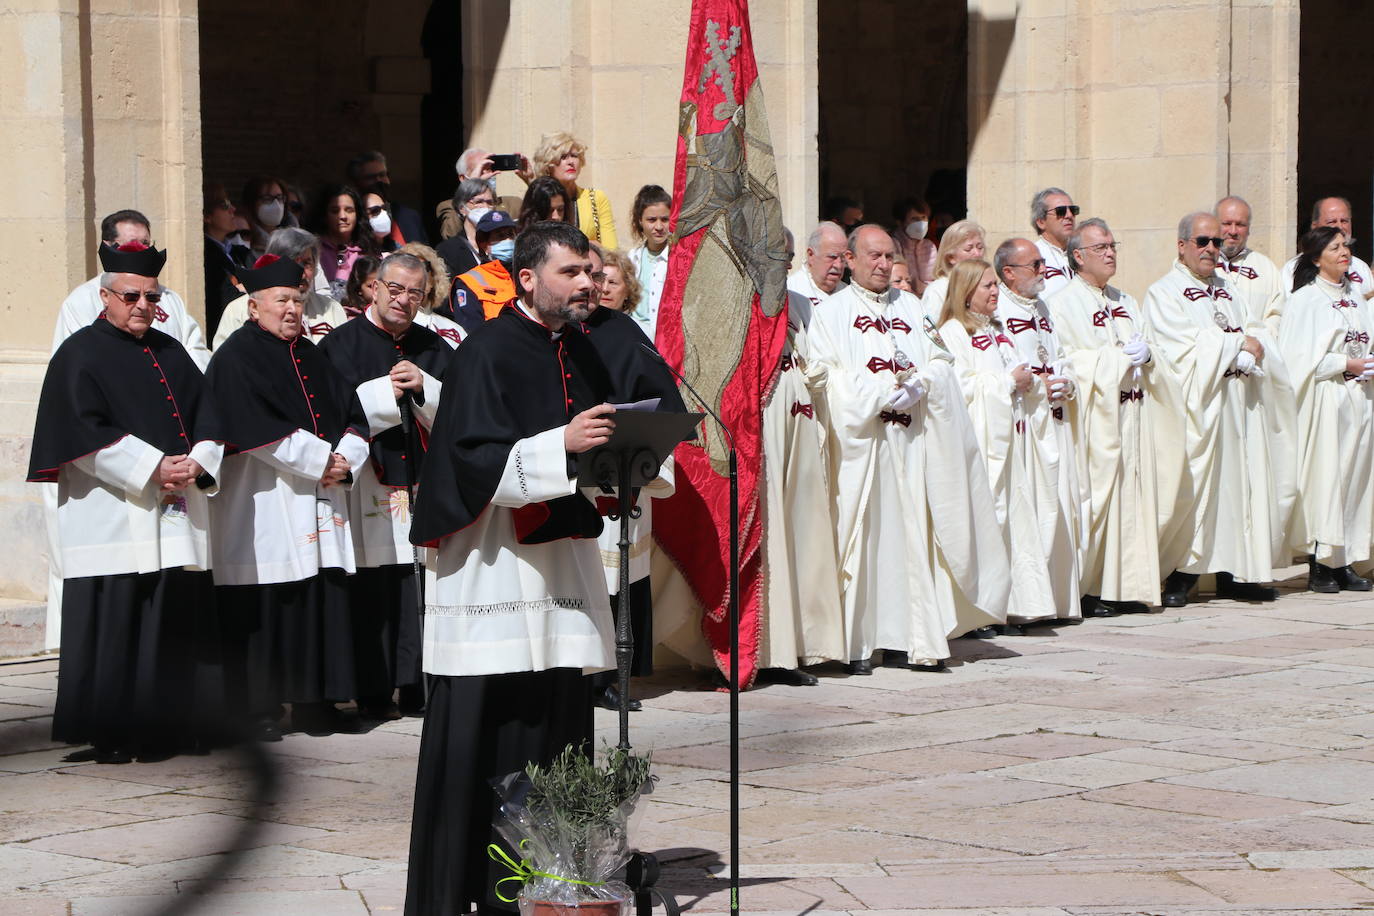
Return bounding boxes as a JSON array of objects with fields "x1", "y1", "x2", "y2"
[
  {"x1": 759, "y1": 291, "x2": 845, "y2": 667},
  {"x1": 1279, "y1": 277, "x2": 1374, "y2": 566},
  {"x1": 213, "y1": 290, "x2": 349, "y2": 348},
  {"x1": 595, "y1": 460, "x2": 674, "y2": 594},
  {"x1": 1220, "y1": 248, "x2": 1284, "y2": 336},
  {"x1": 1047, "y1": 277, "x2": 1190, "y2": 604},
  {"x1": 808, "y1": 284, "x2": 1008, "y2": 663},
  {"x1": 990, "y1": 284, "x2": 1084, "y2": 620},
  {"x1": 414, "y1": 309, "x2": 466, "y2": 348},
  {"x1": 1142, "y1": 260, "x2": 1298, "y2": 581},
  {"x1": 1035, "y1": 238, "x2": 1073, "y2": 298},
  {"x1": 786, "y1": 266, "x2": 842, "y2": 306},
  {"x1": 209, "y1": 429, "x2": 369, "y2": 585},
  {"x1": 422, "y1": 426, "x2": 615, "y2": 677}
]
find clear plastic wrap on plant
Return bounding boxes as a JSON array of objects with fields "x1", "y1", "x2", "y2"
[{"x1": 490, "y1": 744, "x2": 654, "y2": 913}]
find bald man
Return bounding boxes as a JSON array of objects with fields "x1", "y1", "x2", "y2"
[
  {"x1": 1281, "y1": 197, "x2": 1374, "y2": 302},
  {"x1": 787, "y1": 222, "x2": 848, "y2": 304},
  {"x1": 1216, "y1": 196, "x2": 1284, "y2": 336}
]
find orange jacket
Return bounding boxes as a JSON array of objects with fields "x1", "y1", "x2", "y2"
[{"x1": 454, "y1": 260, "x2": 516, "y2": 322}]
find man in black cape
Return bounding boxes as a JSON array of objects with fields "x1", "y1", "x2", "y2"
[
  {"x1": 319, "y1": 252, "x2": 450, "y2": 719},
  {"x1": 404, "y1": 222, "x2": 619, "y2": 915},
  {"x1": 581, "y1": 243, "x2": 688, "y2": 712},
  {"x1": 197, "y1": 254, "x2": 371, "y2": 739},
  {"x1": 29, "y1": 242, "x2": 225, "y2": 763}
]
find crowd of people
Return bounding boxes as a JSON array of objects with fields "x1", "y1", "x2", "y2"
[{"x1": 31, "y1": 122, "x2": 1374, "y2": 912}]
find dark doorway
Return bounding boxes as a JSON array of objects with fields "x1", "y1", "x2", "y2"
[
  {"x1": 816, "y1": 0, "x2": 969, "y2": 234},
  {"x1": 1297, "y1": 0, "x2": 1374, "y2": 263}
]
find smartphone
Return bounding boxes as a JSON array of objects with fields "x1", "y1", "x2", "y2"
[{"x1": 489, "y1": 154, "x2": 522, "y2": 171}]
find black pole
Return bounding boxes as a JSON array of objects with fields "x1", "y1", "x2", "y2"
[
  {"x1": 727, "y1": 446, "x2": 739, "y2": 916},
  {"x1": 397, "y1": 374, "x2": 427, "y2": 704},
  {"x1": 616, "y1": 450, "x2": 634, "y2": 752}
]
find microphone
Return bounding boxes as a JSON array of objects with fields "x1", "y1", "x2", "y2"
[{"x1": 638, "y1": 342, "x2": 734, "y2": 451}]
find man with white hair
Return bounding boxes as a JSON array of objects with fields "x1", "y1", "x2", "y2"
[
  {"x1": 787, "y1": 222, "x2": 848, "y2": 304},
  {"x1": 1143, "y1": 211, "x2": 1296, "y2": 607},
  {"x1": 435, "y1": 147, "x2": 529, "y2": 239},
  {"x1": 212, "y1": 228, "x2": 348, "y2": 348},
  {"x1": 1216, "y1": 196, "x2": 1284, "y2": 335},
  {"x1": 1048, "y1": 218, "x2": 1188, "y2": 614},
  {"x1": 1032, "y1": 187, "x2": 1079, "y2": 297},
  {"x1": 1280, "y1": 197, "x2": 1374, "y2": 302},
  {"x1": 807, "y1": 225, "x2": 1008, "y2": 674},
  {"x1": 994, "y1": 237, "x2": 1083, "y2": 625}
]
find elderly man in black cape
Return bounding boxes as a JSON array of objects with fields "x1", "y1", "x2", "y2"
[
  {"x1": 198, "y1": 255, "x2": 371, "y2": 739},
  {"x1": 29, "y1": 242, "x2": 225, "y2": 763},
  {"x1": 319, "y1": 252, "x2": 450, "y2": 719},
  {"x1": 404, "y1": 221, "x2": 619, "y2": 915}
]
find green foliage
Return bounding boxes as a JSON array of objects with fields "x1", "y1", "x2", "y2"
[{"x1": 524, "y1": 743, "x2": 652, "y2": 835}]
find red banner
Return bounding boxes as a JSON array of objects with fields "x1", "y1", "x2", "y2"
[{"x1": 653, "y1": 0, "x2": 789, "y2": 689}]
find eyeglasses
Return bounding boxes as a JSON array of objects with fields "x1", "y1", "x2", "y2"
[
  {"x1": 1084, "y1": 242, "x2": 1120, "y2": 254},
  {"x1": 383, "y1": 280, "x2": 426, "y2": 302},
  {"x1": 1051, "y1": 205, "x2": 1080, "y2": 218},
  {"x1": 258, "y1": 194, "x2": 286, "y2": 205},
  {"x1": 1191, "y1": 236, "x2": 1224, "y2": 249},
  {"x1": 106, "y1": 289, "x2": 163, "y2": 305},
  {"x1": 1006, "y1": 259, "x2": 1045, "y2": 271},
  {"x1": 366, "y1": 204, "x2": 389, "y2": 218}
]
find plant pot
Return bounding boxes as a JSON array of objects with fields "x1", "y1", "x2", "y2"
[{"x1": 521, "y1": 898, "x2": 627, "y2": 916}]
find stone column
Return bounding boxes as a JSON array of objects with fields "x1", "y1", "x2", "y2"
[
  {"x1": 967, "y1": 0, "x2": 1298, "y2": 297},
  {"x1": 462, "y1": 0, "x2": 818, "y2": 246},
  {"x1": 0, "y1": 0, "x2": 202, "y2": 651}
]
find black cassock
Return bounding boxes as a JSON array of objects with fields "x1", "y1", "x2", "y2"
[
  {"x1": 405, "y1": 305, "x2": 612, "y2": 916},
  {"x1": 198, "y1": 321, "x2": 369, "y2": 715},
  {"x1": 29, "y1": 319, "x2": 225, "y2": 755},
  {"x1": 579, "y1": 307, "x2": 687, "y2": 682},
  {"x1": 318, "y1": 316, "x2": 450, "y2": 704}
]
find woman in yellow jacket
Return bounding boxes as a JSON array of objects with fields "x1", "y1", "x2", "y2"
[{"x1": 528, "y1": 131, "x2": 618, "y2": 248}]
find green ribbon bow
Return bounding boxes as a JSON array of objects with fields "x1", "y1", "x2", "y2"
[{"x1": 487, "y1": 842, "x2": 607, "y2": 904}]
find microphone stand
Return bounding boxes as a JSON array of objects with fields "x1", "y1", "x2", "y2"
[
  {"x1": 640, "y1": 344, "x2": 740, "y2": 916},
  {"x1": 395, "y1": 355, "x2": 428, "y2": 706}
]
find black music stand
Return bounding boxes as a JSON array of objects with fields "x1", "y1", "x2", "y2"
[{"x1": 577, "y1": 407, "x2": 700, "y2": 916}]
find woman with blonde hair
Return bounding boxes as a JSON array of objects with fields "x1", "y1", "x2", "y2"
[
  {"x1": 599, "y1": 248, "x2": 643, "y2": 315},
  {"x1": 938, "y1": 258, "x2": 1053, "y2": 635},
  {"x1": 530, "y1": 131, "x2": 617, "y2": 247},
  {"x1": 395, "y1": 242, "x2": 465, "y2": 347},
  {"x1": 920, "y1": 220, "x2": 987, "y2": 322}
]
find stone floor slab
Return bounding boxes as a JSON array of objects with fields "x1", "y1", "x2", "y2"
[
  {"x1": 1081, "y1": 781, "x2": 1329, "y2": 819},
  {"x1": 23, "y1": 812, "x2": 331, "y2": 866},
  {"x1": 1179, "y1": 867, "x2": 1374, "y2": 905},
  {"x1": 992, "y1": 755, "x2": 1184, "y2": 788},
  {"x1": 69, "y1": 889, "x2": 370, "y2": 915},
  {"x1": 1162, "y1": 756, "x2": 1374, "y2": 804},
  {"x1": 836, "y1": 872, "x2": 1226, "y2": 908}
]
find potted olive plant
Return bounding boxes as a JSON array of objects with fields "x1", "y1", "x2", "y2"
[{"x1": 490, "y1": 743, "x2": 654, "y2": 915}]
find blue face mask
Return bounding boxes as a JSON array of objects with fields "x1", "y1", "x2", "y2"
[{"x1": 490, "y1": 239, "x2": 516, "y2": 265}]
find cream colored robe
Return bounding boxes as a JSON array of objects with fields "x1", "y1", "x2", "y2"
[
  {"x1": 989, "y1": 284, "x2": 1084, "y2": 621},
  {"x1": 1047, "y1": 277, "x2": 1189, "y2": 603},
  {"x1": 1279, "y1": 278, "x2": 1374, "y2": 566},
  {"x1": 1221, "y1": 248, "x2": 1284, "y2": 337},
  {"x1": 1142, "y1": 260, "x2": 1298, "y2": 582},
  {"x1": 809, "y1": 283, "x2": 1008, "y2": 663},
  {"x1": 759, "y1": 292, "x2": 846, "y2": 666}
]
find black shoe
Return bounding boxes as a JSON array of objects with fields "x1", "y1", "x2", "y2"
[
  {"x1": 291, "y1": 702, "x2": 358, "y2": 735},
  {"x1": 357, "y1": 697, "x2": 402, "y2": 721},
  {"x1": 758, "y1": 667, "x2": 819, "y2": 686},
  {"x1": 846, "y1": 659, "x2": 873, "y2": 676},
  {"x1": 61, "y1": 746, "x2": 100, "y2": 763},
  {"x1": 1215, "y1": 572, "x2": 1279, "y2": 602},
  {"x1": 1162, "y1": 570, "x2": 1198, "y2": 607},
  {"x1": 966, "y1": 626, "x2": 999, "y2": 639},
  {"x1": 94, "y1": 746, "x2": 133, "y2": 765},
  {"x1": 252, "y1": 716, "x2": 282, "y2": 742},
  {"x1": 1080, "y1": 594, "x2": 1113, "y2": 618},
  {"x1": 995, "y1": 624, "x2": 1026, "y2": 636},
  {"x1": 881, "y1": 650, "x2": 910, "y2": 668},
  {"x1": 1335, "y1": 565, "x2": 1374, "y2": 591},
  {"x1": 1105, "y1": 601, "x2": 1153, "y2": 614},
  {"x1": 397, "y1": 683, "x2": 426, "y2": 716},
  {"x1": 909, "y1": 659, "x2": 947, "y2": 672},
  {"x1": 1309, "y1": 560, "x2": 1340, "y2": 594},
  {"x1": 596, "y1": 685, "x2": 642, "y2": 712}
]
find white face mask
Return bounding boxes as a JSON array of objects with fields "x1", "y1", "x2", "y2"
[
  {"x1": 904, "y1": 219, "x2": 929, "y2": 240},
  {"x1": 466, "y1": 206, "x2": 492, "y2": 227},
  {"x1": 369, "y1": 211, "x2": 393, "y2": 235},
  {"x1": 257, "y1": 200, "x2": 285, "y2": 229}
]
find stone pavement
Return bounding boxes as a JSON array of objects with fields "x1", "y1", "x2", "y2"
[{"x1": 4, "y1": 568, "x2": 1374, "y2": 914}]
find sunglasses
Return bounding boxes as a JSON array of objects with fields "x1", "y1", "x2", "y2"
[
  {"x1": 1051, "y1": 205, "x2": 1080, "y2": 218},
  {"x1": 1191, "y1": 236, "x2": 1224, "y2": 249},
  {"x1": 107, "y1": 289, "x2": 163, "y2": 305},
  {"x1": 366, "y1": 204, "x2": 388, "y2": 218},
  {"x1": 1007, "y1": 259, "x2": 1046, "y2": 270}
]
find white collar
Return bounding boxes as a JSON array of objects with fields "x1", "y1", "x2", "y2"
[{"x1": 998, "y1": 283, "x2": 1042, "y2": 310}]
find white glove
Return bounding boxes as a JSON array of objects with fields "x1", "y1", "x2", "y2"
[
  {"x1": 887, "y1": 377, "x2": 926, "y2": 412},
  {"x1": 1123, "y1": 335, "x2": 1150, "y2": 367},
  {"x1": 1046, "y1": 376, "x2": 1074, "y2": 402},
  {"x1": 1233, "y1": 349, "x2": 1257, "y2": 375},
  {"x1": 1359, "y1": 358, "x2": 1374, "y2": 380}
]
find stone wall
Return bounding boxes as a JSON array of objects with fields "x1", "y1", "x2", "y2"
[
  {"x1": 966, "y1": 0, "x2": 1299, "y2": 300},
  {"x1": 462, "y1": 0, "x2": 820, "y2": 249}
]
